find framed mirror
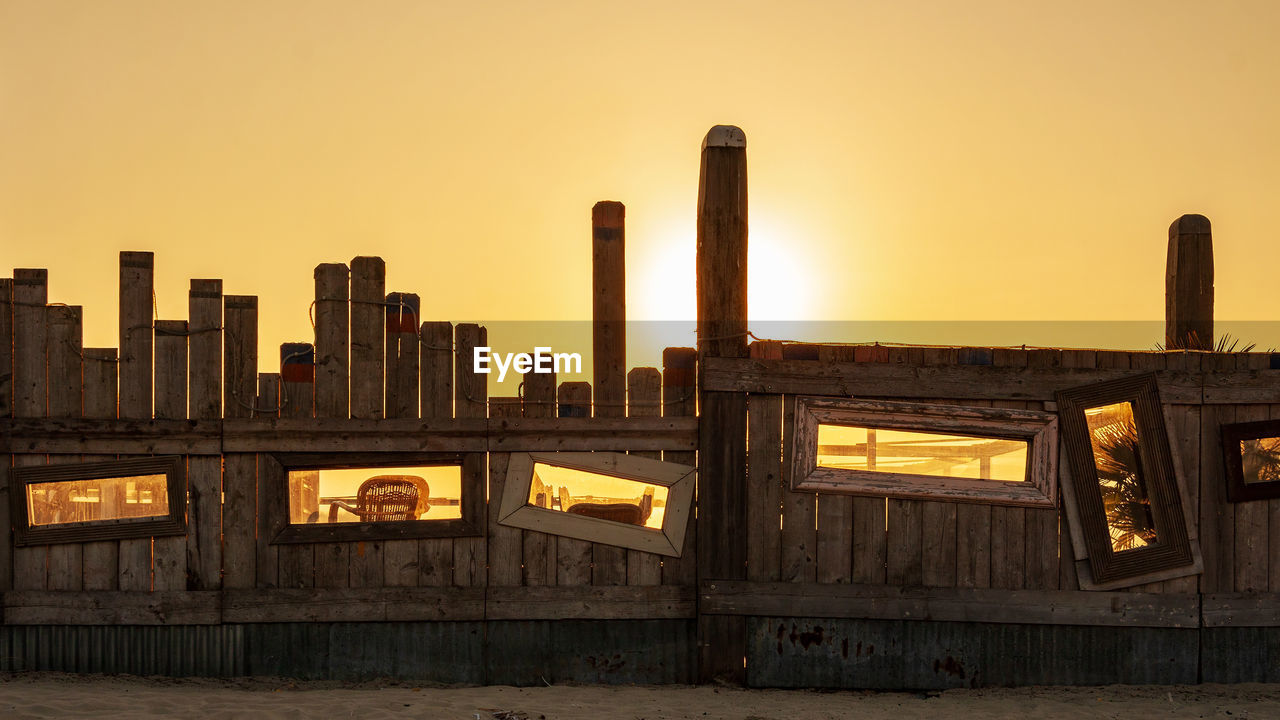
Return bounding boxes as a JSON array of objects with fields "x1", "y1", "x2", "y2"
[
  {"x1": 1222, "y1": 419, "x2": 1280, "y2": 502},
  {"x1": 1056, "y1": 373, "x2": 1201, "y2": 590}
]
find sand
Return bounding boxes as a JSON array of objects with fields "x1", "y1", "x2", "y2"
[{"x1": 3, "y1": 675, "x2": 1280, "y2": 719}]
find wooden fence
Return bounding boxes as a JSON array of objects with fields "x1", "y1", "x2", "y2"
[{"x1": 2, "y1": 126, "x2": 1280, "y2": 686}]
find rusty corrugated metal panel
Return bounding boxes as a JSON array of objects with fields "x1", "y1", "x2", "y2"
[
  {"x1": 486, "y1": 619, "x2": 696, "y2": 686},
  {"x1": 747, "y1": 617, "x2": 1198, "y2": 689},
  {"x1": 0, "y1": 625, "x2": 244, "y2": 676},
  {"x1": 244, "y1": 622, "x2": 486, "y2": 683}
]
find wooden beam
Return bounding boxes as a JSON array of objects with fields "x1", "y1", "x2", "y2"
[
  {"x1": 702, "y1": 356, "x2": 1220, "y2": 404},
  {"x1": 0, "y1": 418, "x2": 222, "y2": 454},
  {"x1": 485, "y1": 585, "x2": 695, "y2": 620},
  {"x1": 220, "y1": 586, "x2": 485, "y2": 623},
  {"x1": 699, "y1": 581, "x2": 1200, "y2": 628},
  {"x1": 3, "y1": 590, "x2": 221, "y2": 625},
  {"x1": 1202, "y1": 593, "x2": 1280, "y2": 627},
  {"x1": 1166, "y1": 214, "x2": 1214, "y2": 351}
]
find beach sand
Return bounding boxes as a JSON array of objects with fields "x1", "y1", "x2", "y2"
[{"x1": 3, "y1": 674, "x2": 1280, "y2": 719}]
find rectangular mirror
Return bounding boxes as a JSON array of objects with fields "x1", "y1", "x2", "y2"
[
  {"x1": 498, "y1": 452, "x2": 694, "y2": 557},
  {"x1": 11, "y1": 456, "x2": 186, "y2": 546},
  {"x1": 1221, "y1": 419, "x2": 1280, "y2": 502},
  {"x1": 791, "y1": 397, "x2": 1058, "y2": 508},
  {"x1": 287, "y1": 465, "x2": 463, "y2": 525},
  {"x1": 1056, "y1": 373, "x2": 1200, "y2": 590}
]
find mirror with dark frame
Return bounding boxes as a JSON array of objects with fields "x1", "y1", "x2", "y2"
[
  {"x1": 1056, "y1": 373, "x2": 1200, "y2": 589},
  {"x1": 1222, "y1": 419, "x2": 1280, "y2": 503}
]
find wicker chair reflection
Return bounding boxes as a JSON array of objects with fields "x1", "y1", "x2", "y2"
[
  {"x1": 559, "y1": 486, "x2": 655, "y2": 526},
  {"x1": 327, "y1": 475, "x2": 428, "y2": 523}
]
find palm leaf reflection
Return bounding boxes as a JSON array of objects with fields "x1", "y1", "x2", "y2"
[
  {"x1": 1086, "y1": 402, "x2": 1157, "y2": 552},
  {"x1": 1241, "y1": 437, "x2": 1280, "y2": 486}
]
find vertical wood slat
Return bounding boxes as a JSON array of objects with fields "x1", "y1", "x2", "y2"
[
  {"x1": 221, "y1": 295, "x2": 258, "y2": 590},
  {"x1": 1201, "y1": 353, "x2": 1236, "y2": 593},
  {"x1": 1024, "y1": 352, "x2": 1063, "y2": 592},
  {"x1": 313, "y1": 264, "x2": 351, "y2": 588},
  {"x1": 1162, "y1": 351, "x2": 1200, "y2": 594},
  {"x1": 487, "y1": 397, "x2": 524, "y2": 587},
  {"x1": 0, "y1": 279, "x2": 9, "y2": 592},
  {"x1": 779, "y1": 389, "x2": 815, "y2": 583},
  {"x1": 417, "y1": 322, "x2": 454, "y2": 587},
  {"x1": 151, "y1": 320, "x2": 188, "y2": 591},
  {"x1": 814, "y1": 346, "x2": 853, "y2": 584},
  {"x1": 81, "y1": 348, "x2": 120, "y2": 590},
  {"x1": 1056, "y1": 349, "x2": 1098, "y2": 591},
  {"x1": 555, "y1": 381, "x2": 593, "y2": 586},
  {"x1": 521, "y1": 364, "x2": 557, "y2": 586},
  {"x1": 661, "y1": 347, "x2": 698, "y2": 586},
  {"x1": 746, "y1": 392, "x2": 783, "y2": 583},
  {"x1": 383, "y1": 293, "x2": 421, "y2": 587},
  {"x1": 591, "y1": 202, "x2": 628, "y2": 587},
  {"x1": 921, "y1": 501, "x2": 958, "y2": 587},
  {"x1": 348, "y1": 258, "x2": 386, "y2": 588},
  {"x1": 626, "y1": 367, "x2": 663, "y2": 586},
  {"x1": 253, "y1": 372, "x2": 281, "y2": 589},
  {"x1": 11, "y1": 270, "x2": 48, "y2": 591},
  {"x1": 277, "y1": 342, "x2": 316, "y2": 588},
  {"x1": 44, "y1": 306, "x2": 83, "y2": 591},
  {"x1": 187, "y1": 279, "x2": 223, "y2": 590},
  {"x1": 1233, "y1": 352, "x2": 1270, "y2": 593},
  {"x1": 1270, "y1": 400, "x2": 1280, "y2": 594},
  {"x1": 118, "y1": 253, "x2": 154, "y2": 592},
  {"x1": 453, "y1": 323, "x2": 488, "y2": 587}
]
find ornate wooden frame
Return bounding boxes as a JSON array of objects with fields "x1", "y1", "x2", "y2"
[
  {"x1": 1056, "y1": 373, "x2": 1201, "y2": 590},
  {"x1": 265, "y1": 451, "x2": 483, "y2": 544},
  {"x1": 1221, "y1": 418, "x2": 1280, "y2": 503},
  {"x1": 496, "y1": 451, "x2": 695, "y2": 557},
  {"x1": 11, "y1": 455, "x2": 187, "y2": 546},
  {"x1": 789, "y1": 396, "x2": 1059, "y2": 508}
]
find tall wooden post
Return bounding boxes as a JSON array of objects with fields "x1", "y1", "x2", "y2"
[
  {"x1": 592, "y1": 200, "x2": 628, "y2": 585},
  {"x1": 1165, "y1": 214, "x2": 1214, "y2": 350},
  {"x1": 696, "y1": 125, "x2": 749, "y2": 683}
]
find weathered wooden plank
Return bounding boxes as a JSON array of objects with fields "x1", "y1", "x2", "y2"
[
  {"x1": 313, "y1": 263, "x2": 350, "y2": 588},
  {"x1": 221, "y1": 295, "x2": 258, "y2": 590},
  {"x1": 0, "y1": 419, "x2": 220, "y2": 454},
  {"x1": 80, "y1": 349, "x2": 120, "y2": 591},
  {"x1": 956, "y1": 503, "x2": 992, "y2": 588},
  {"x1": 116, "y1": 256, "x2": 154, "y2": 592},
  {"x1": 487, "y1": 398, "x2": 523, "y2": 587},
  {"x1": 346, "y1": 258, "x2": 386, "y2": 589},
  {"x1": 555, "y1": 381, "x2": 593, "y2": 586},
  {"x1": 1234, "y1": 404, "x2": 1270, "y2": 592},
  {"x1": 0, "y1": 279, "x2": 10, "y2": 592},
  {"x1": 593, "y1": 213, "x2": 629, "y2": 588},
  {"x1": 1201, "y1": 361, "x2": 1236, "y2": 594},
  {"x1": 220, "y1": 587, "x2": 485, "y2": 623},
  {"x1": 12, "y1": 269, "x2": 49, "y2": 591},
  {"x1": 3, "y1": 591, "x2": 222, "y2": 625},
  {"x1": 383, "y1": 293, "x2": 421, "y2": 588},
  {"x1": 1202, "y1": 593, "x2": 1280, "y2": 627},
  {"x1": 626, "y1": 367, "x2": 663, "y2": 586},
  {"x1": 696, "y1": 125, "x2": 749, "y2": 684},
  {"x1": 886, "y1": 499, "x2": 924, "y2": 585},
  {"x1": 921, "y1": 501, "x2": 958, "y2": 588},
  {"x1": 521, "y1": 363, "x2": 557, "y2": 586},
  {"x1": 486, "y1": 417, "x2": 697, "y2": 452},
  {"x1": 780, "y1": 395, "x2": 816, "y2": 583},
  {"x1": 1271, "y1": 402, "x2": 1280, "y2": 595},
  {"x1": 418, "y1": 322, "x2": 453, "y2": 588},
  {"x1": 251, "y1": 373, "x2": 280, "y2": 589},
  {"x1": 43, "y1": 305, "x2": 83, "y2": 592},
  {"x1": 701, "y1": 581, "x2": 1200, "y2": 628},
  {"x1": 813, "y1": 345, "x2": 853, "y2": 584},
  {"x1": 277, "y1": 344, "x2": 315, "y2": 589},
  {"x1": 187, "y1": 279, "x2": 223, "y2": 591},
  {"x1": 452, "y1": 323, "x2": 487, "y2": 588},
  {"x1": 152, "y1": 320, "x2": 189, "y2": 592},
  {"x1": 746, "y1": 393, "x2": 784, "y2": 583},
  {"x1": 851, "y1": 497, "x2": 887, "y2": 584},
  {"x1": 701, "y1": 357, "x2": 1209, "y2": 404},
  {"x1": 486, "y1": 584, "x2": 696, "y2": 620},
  {"x1": 661, "y1": 348, "x2": 698, "y2": 586}
]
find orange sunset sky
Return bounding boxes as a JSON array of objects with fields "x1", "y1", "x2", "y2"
[{"x1": 4, "y1": 1, "x2": 1280, "y2": 379}]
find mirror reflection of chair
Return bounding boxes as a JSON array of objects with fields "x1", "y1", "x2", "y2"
[
  {"x1": 562, "y1": 486, "x2": 655, "y2": 526},
  {"x1": 327, "y1": 475, "x2": 425, "y2": 523}
]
